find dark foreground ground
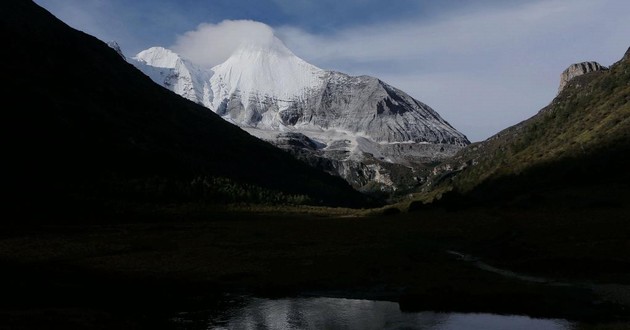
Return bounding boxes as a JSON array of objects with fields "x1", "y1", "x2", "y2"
[{"x1": 0, "y1": 206, "x2": 629, "y2": 329}]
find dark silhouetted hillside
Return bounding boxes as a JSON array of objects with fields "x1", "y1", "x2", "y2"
[{"x1": 3, "y1": 0, "x2": 370, "y2": 222}]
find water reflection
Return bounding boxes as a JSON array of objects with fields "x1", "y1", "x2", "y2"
[{"x1": 179, "y1": 296, "x2": 574, "y2": 330}]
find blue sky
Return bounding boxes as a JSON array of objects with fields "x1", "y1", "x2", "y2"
[{"x1": 34, "y1": 0, "x2": 630, "y2": 141}]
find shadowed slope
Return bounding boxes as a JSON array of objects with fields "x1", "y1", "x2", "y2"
[{"x1": 3, "y1": 0, "x2": 370, "y2": 222}]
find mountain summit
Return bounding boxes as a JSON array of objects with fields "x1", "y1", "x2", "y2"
[
  {"x1": 133, "y1": 36, "x2": 469, "y2": 192},
  {"x1": 211, "y1": 37, "x2": 326, "y2": 119}
]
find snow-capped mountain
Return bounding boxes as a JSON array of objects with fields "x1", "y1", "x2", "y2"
[{"x1": 130, "y1": 38, "x2": 469, "y2": 191}]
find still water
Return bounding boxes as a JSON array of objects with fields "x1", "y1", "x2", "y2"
[{"x1": 174, "y1": 296, "x2": 575, "y2": 330}]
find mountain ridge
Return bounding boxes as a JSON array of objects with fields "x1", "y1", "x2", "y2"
[
  {"x1": 131, "y1": 40, "x2": 468, "y2": 193},
  {"x1": 424, "y1": 47, "x2": 630, "y2": 207}
]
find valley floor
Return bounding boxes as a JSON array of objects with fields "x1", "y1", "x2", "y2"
[{"x1": 0, "y1": 206, "x2": 629, "y2": 329}]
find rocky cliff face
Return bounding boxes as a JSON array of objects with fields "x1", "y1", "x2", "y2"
[
  {"x1": 257, "y1": 131, "x2": 454, "y2": 194},
  {"x1": 558, "y1": 61, "x2": 607, "y2": 93},
  {"x1": 131, "y1": 38, "x2": 469, "y2": 193},
  {"x1": 296, "y1": 71, "x2": 467, "y2": 144}
]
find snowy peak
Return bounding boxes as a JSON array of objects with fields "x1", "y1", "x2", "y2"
[
  {"x1": 130, "y1": 39, "x2": 468, "y2": 145},
  {"x1": 134, "y1": 46, "x2": 183, "y2": 69},
  {"x1": 210, "y1": 37, "x2": 325, "y2": 109},
  {"x1": 132, "y1": 46, "x2": 212, "y2": 105}
]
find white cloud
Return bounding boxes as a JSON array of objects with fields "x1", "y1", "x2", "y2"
[
  {"x1": 276, "y1": 0, "x2": 599, "y2": 65},
  {"x1": 275, "y1": 0, "x2": 630, "y2": 141},
  {"x1": 172, "y1": 20, "x2": 276, "y2": 68}
]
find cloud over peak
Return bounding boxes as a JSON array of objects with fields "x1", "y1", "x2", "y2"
[{"x1": 172, "y1": 20, "x2": 276, "y2": 68}]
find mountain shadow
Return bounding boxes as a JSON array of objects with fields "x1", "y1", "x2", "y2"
[{"x1": 3, "y1": 0, "x2": 371, "y2": 223}]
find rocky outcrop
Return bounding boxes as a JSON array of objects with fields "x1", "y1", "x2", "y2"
[
  {"x1": 107, "y1": 41, "x2": 126, "y2": 60},
  {"x1": 558, "y1": 61, "x2": 607, "y2": 93},
  {"x1": 275, "y1": 132, "x2": 323, "y2": 150},
  {"x1": 270, "y1": 132, "x2": 425, "y2": 193}
]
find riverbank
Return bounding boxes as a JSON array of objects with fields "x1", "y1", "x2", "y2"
[{"x1": 1, "y1": 206, "x2": 628, "y2": 328}]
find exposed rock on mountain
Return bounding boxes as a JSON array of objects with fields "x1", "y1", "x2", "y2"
[{"x1": 558, "y1": 61, "x2": 607, "y2": 93}]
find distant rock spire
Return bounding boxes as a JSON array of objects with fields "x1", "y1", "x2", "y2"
[{"x1": 558, "y1": 61, "x2": 607, "y2": 94}]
